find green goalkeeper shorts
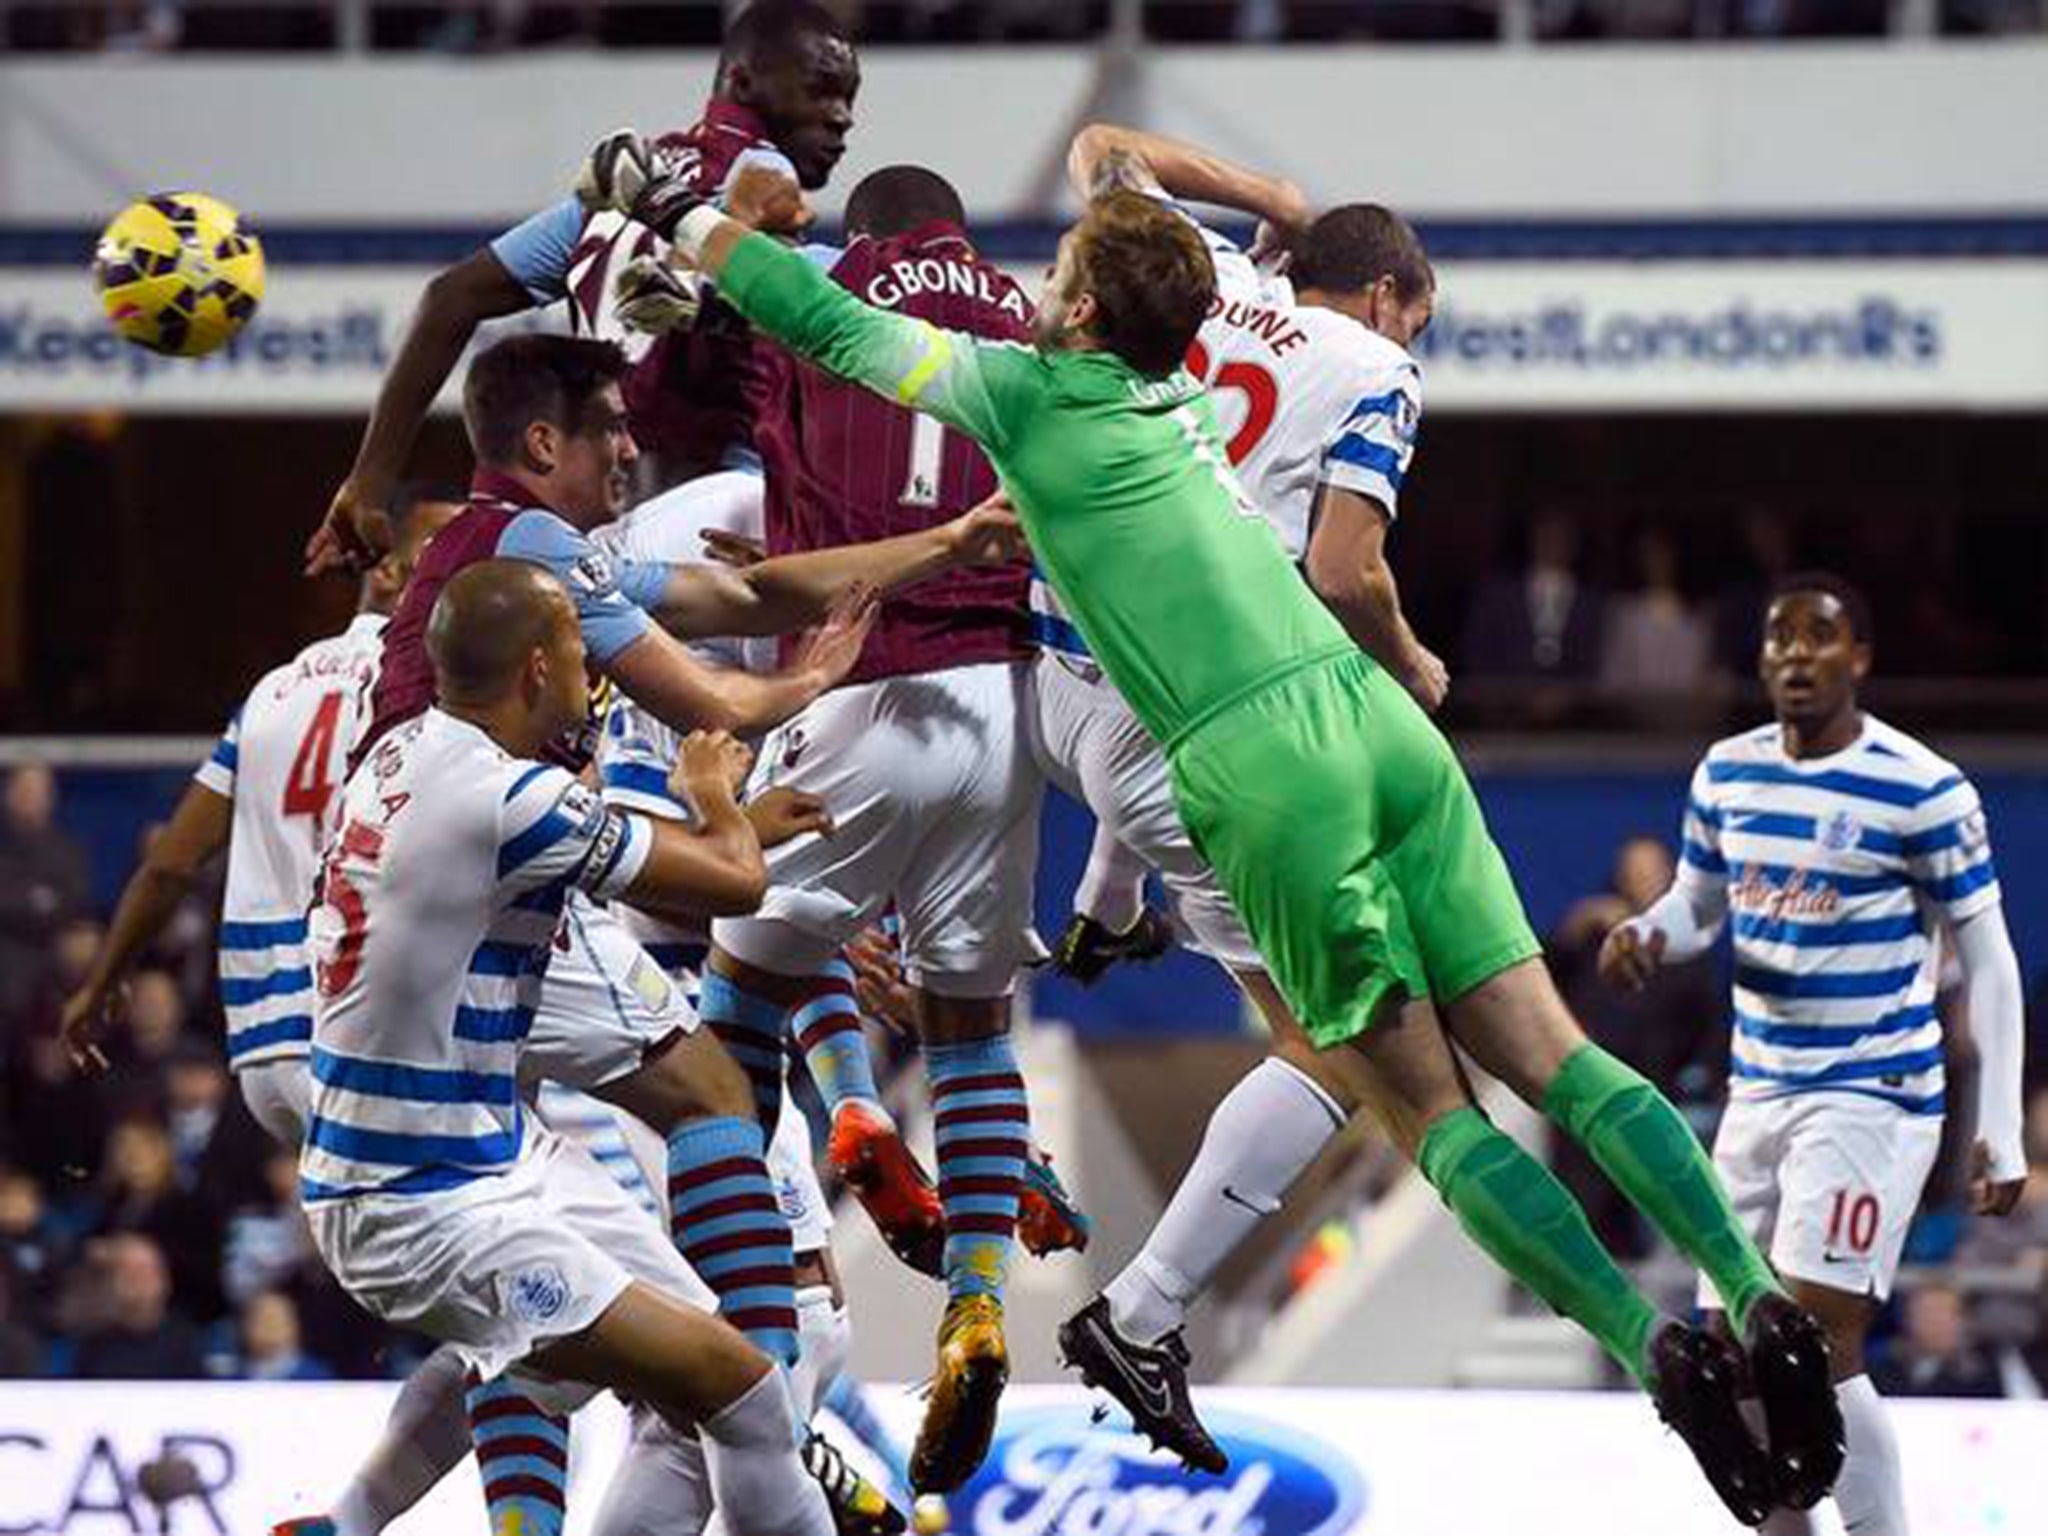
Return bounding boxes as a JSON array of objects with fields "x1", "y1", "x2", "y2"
[{"x1": 1168, "y1": 650, "x2": 1541, "y2": 1049}]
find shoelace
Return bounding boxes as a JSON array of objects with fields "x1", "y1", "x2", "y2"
[{"x1": 803, "y1": 1434, "x2": 858, "y2": 1498}]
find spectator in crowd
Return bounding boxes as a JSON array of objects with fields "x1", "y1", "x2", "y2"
[
  {"x1": 101, "y1": 0, "x2": 185, "y2": 50},
  {"x1": 0, "y1": 1163, "x2": 73, "y2": 1335},
  {"x1": 161, "y1": 1042, "x2": 229, "y2": 1185},
  {"x1": 1711, "y1": 505, "x2": 1797, "y2": 677},
  {"x1": 1461, "y1": 510, "x2": 1605, "y2": 688},
  {"x1": 223, "y1": 1148, "x2": 319, "y2": 1309},
  {"x1": 1549, "y1": 835, "x2": 1725, "y2": 1257},
  {"x1": 87, "y1": 1116, "x2": 224, "y2": 1324},
  {"x1": 0, "y1": 1266, "x2": 41, "y2": 1378},
  {"x1": 1870, "y1": 1282, "x2": 2005, "y2": 1398},
  {"x1": 0, "y1": 765, "x2": 91, "y2": 1023},
  {"x1": 69, "y1": 1233, "x2": 205, "y2": 1380},
  {"x1": 233, "y1": 1290, "x2": 335, "y2": 1381},
  {"x1": 102, "y1": 968, "x2": 199, "y2": 1118},
  {"x1": 0, "y1": 924, "x2": 110, "y2": 1184},
  {"x1": 1598, "y1": 527, "x2": 1712, "y2": 700}
]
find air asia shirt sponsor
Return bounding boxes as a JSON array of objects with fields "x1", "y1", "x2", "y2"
[{"x1": 952, "y1": 1407, "x2": 1364, "y2": 1536}]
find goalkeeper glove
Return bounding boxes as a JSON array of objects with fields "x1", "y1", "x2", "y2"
[
  {"x1": 577, "y1": 128, "x2": 706, "y2": 239},
  {"x1": 614, "y1": 255, "x2": 703, "y2": 336}
]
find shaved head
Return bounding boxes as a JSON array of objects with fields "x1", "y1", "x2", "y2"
[
  {"x1": 845, "y1": 165, "x2": 964, "y2": 241},
  {"x1": 427, "y1": 560, "x2": 577, "y2": 706}
]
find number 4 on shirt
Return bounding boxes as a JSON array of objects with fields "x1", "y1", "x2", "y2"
[{"x1": 283, "y1": 691, "x2": 344, "y2": 825}]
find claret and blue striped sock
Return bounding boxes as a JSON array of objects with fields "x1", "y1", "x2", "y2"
[
  {"x1": 791, "y1": 959, "x2": 885, "y2": 1118},
  {"x1": 667, "y1": 1116, "x2": 800, "y2": 1366},
  {"x1": 697, "y1": 969, "x2": 792, "y2": 1131},
  {"x1": 926, "y1": 1035, "x2": 1030, "y2": 1302},
  {"x1": 465, "y1": 1377, "x2": 570, "y2": 1536}
]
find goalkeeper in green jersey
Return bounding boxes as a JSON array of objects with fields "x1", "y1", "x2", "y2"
[{"x1": 585, "y1": 149, "x2": 1842, "y2": 1523}]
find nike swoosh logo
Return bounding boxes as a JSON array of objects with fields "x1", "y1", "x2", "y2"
[
  {"x1": 1220, "y1": 1185, "x2": 1268, "y2": 1217},
  {"x1": 1087, "y1": 1318, "x2": 1173, "y2": 1419}
]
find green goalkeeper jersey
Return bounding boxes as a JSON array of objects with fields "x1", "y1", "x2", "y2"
[{"x1": 719, "y1": 233, "x2": 1357, "y2": 751}]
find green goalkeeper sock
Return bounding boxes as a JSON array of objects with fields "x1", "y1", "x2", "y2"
[
  {"x1": 1543, "y1": 1043, "x2": 1781, "y2": 1332},
  {"x1": 1418, "y1": 1106, "x2": 1660, "y2": 1386}
]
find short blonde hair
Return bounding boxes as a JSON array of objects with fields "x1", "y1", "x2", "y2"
[{"x1": 1070, "y1": 191, "x2": 1217, "y2": 377}]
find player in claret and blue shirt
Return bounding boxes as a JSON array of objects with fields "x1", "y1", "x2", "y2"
[
  {"x1": 1604, "y1": 574, "x2": 2027, "y2": 1536},
  {"x1": 308, "y1": 0, "x2": 860, "y2": 573}
]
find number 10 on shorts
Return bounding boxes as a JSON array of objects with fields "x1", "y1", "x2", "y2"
[{"x1": 1825, "y1": 1188, "x2": 1880, "y2": 1256}]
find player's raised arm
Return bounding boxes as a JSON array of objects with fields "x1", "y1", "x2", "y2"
[
  {"x1": 309, "y1": 243, "x2": 542, "y2": 575},
  {"x1": 615, "y1": 163, "x2": 1038, "y2": 454},
  {"x1": 1065, "y1": 122, "x2": 1312, "y2": 236}
]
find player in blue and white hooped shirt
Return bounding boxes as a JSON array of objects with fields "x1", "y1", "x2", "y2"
[
  {"x1": 1603, "y1": 574, "x2": 2027, "y2": 1536},
  {"x1": 304, "y1": 559, "x2": 833, "y2": 1536},
  {"x1": 59, "y1": 488, "x2": 465, "y2": 1144}
]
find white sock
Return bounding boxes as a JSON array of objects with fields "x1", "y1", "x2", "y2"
[
  {"x1": 789, "y1": 1285, "x2": 849, "y2": 1421},
  {"x1": 1074, "y1": 824, "x2": 1148, "y2": 934},
  {"x1": 591, "y1": 1406, "x2": 714, "y2": 1536},
  {"x1": 701, "y1": 1369, "x2": 833, "y2": 1536},
  {"x1": 329, "y1": 1344, "x2": 473, "y2": 1535},
  {"x1": 1104, "y1": 1056, "x2": 1344, "y2": 1343},
  {"x1": 1836, "y1": 1374, "x2": 1907, "y2": 1535}
]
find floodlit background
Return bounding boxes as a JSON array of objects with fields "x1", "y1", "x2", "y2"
[{"x1": 1, "y1": 5, "x2": 2046, "y2": 1532}]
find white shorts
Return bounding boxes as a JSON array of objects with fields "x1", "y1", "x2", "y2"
[
  {"x1": 237, "y1": 1057, "x2": 311, "y2": 1148},
  {"x1": 713, "y1": 661, "x2": 1044, "y2": 997},
  {"x1": 1699, "y1": 1092, "x2": 1943, "y2": 1306},
  {"x1": 523, "y1": 891, "x2": 698, "y2": 1093},
  {"x1": 770, "y1": 1089, "x2": 831, "y2": 1255},
  {"x1": 309, "y1": 1129, "x2": 715, "y2": 1409},
  {"x1": 1026, "y1": 653, "x2": 1261, "y2": 970}
]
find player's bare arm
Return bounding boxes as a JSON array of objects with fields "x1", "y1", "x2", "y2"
[
  {"x1": 1303, "y1": 485, "x2": 1447, "y2": 712},
  {"x1": 1065, "y1": 123, "x2": 1311, "y2": 234},
  {"x1": 309, "y1": 250, "x2": 532, "y2": 575},
  {"x1": 745, "y1": 787, "x2": 834, "y2": 848},
  {"x1": 60, "y1": 780, "x2": 233, "y2": 1072},
  {"x1": 621, "y1": 729, "x2": 769, "y2": 921},
  {"x1": 606, "y1": 582, "x2": 879, "y2": 736},
  {"x1": 655, "y1": 499, "x2": 1026, "y2": 640}
]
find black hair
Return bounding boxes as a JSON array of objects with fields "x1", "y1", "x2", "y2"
[
  {"x1": 720, "y1": 0, "x2": 849, "y2": 77},
  {"x1": 1768, "y1": 570, "x2": 1875, "y2": 647},
  {"x1": 845, "y1": 165, "x2": 965, "y2": 242},
  {"x1": 1290, "y1": 203, "x2": 1433, "y2": 304},
  {"x1": 462, "y1": 335, "x2": 628, "y2": 468}
]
